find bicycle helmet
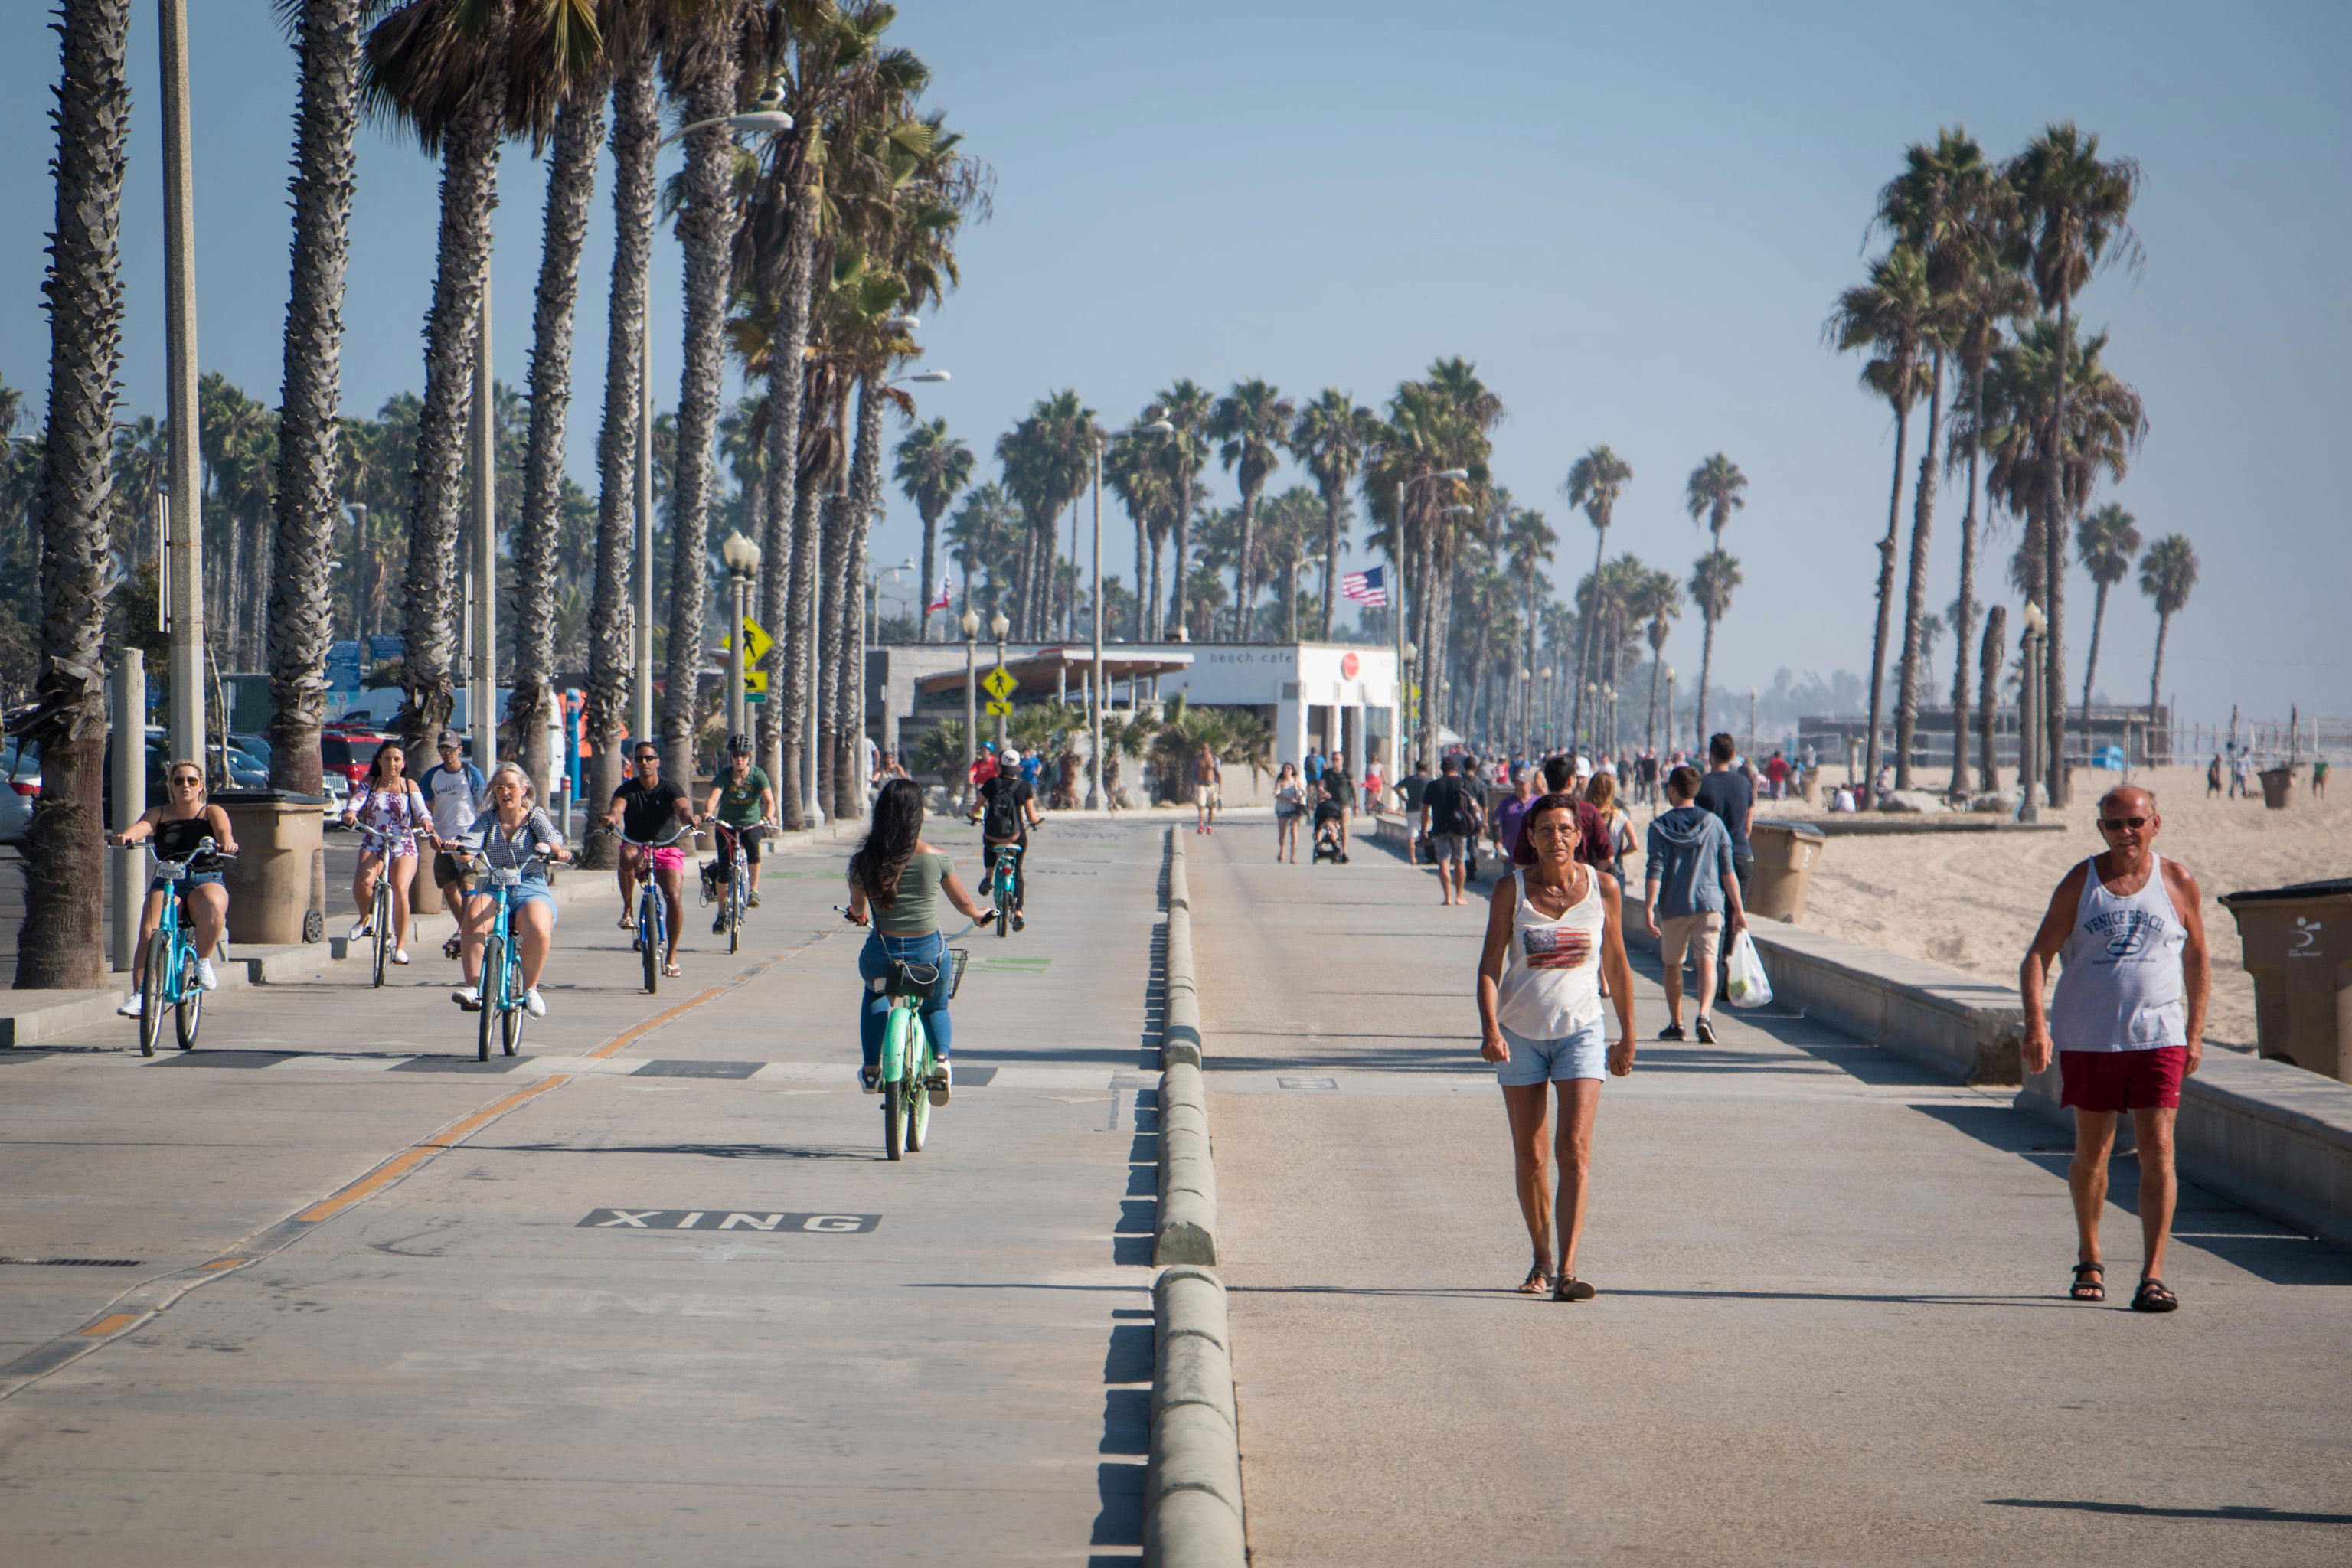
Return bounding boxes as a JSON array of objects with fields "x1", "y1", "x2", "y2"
[{"x1": 726, "y1": 733, "x2": 752, "y2": 757}]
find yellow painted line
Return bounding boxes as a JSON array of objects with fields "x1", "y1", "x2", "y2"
[
  {"x1": 584, "y1": 986, "x2": 730, "y2": 1061},
  {"x1": 80, "y1": 1313, "x2": 139, "y2": 1337},
  {"x1": 199, "y1": 1258, "x2": 245, "y2": 1270},
  {"x1": 295, "y1": 1074, "x2": 569, "y2": 1223}
]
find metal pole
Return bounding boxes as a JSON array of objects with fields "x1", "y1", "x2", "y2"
[
  {"x1": 472, "y1": 294, "x2": 498, "y2": 771},
  {"x1": 727, "y1": 571, "x2": 746, "y2": 738},
  {"x1": 110, "y1": 652, "x2": 145, "y2": 975},
  {"x1": 994, "y1": 632, "x2": 1008, "y2": 751},
  {"x1": 803, "y1": 633, "x2": 822, "y2": 825},
  {"x1": 1089, "y1": 440, "x2": 1105, "y2": 810},
  {"x1": 348, "y1": 502, "x2": 368, "y2": 645},
  {"x1": 633, "y1": 328, "x2": 654, "y2": 748},
  {"x1": 159, "y1": 0, "x2": 205, "y2": 766},
  {"x1": 962, "y1": 627, "x2": 977, "y2": 810}
]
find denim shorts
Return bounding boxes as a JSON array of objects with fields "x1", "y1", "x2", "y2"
[{"x1": 1495, "y1": 1014, "x2": 1608, "y2": 1086}]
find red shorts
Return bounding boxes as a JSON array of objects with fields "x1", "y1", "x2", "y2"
[{"x1": 2058, "y1": 1047, "x2": 2186, "y2": 1112}]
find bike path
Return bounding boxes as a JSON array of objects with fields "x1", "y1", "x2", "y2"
[
  {"x1": 1187, "y1": 827, "x2": 2352, "y2": 1567},
  {"x1": 1, "y1": 815, "x2": 1168, "y2": 1565}
]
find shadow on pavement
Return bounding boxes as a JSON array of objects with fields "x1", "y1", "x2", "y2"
[
  {"x1": 1227, "y1": 1282, "x2": 2076, "y2": 1311},
  {"x1": 469, "y1": 1139, "x2": 877, "y2": 1161},
  {"x1": 1987, "y1": 1498, "x2": 2352, "y2": 1526}
]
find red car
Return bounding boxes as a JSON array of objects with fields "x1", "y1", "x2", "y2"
[{"x1": 322, "y1": 727, "x2": 390, "y2": 793}]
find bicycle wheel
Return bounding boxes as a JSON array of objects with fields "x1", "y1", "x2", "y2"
[
  {"x1": 138, "y1": 930, "x2": 171, "y2": 1057},
  {"x1": 883, "y1": 1080, "x2": 906, "y2": 1161},
  {"x1": 907, "y1": 1024, "x2": 932, "y2": 1153},
  {"x1": 175, "y1": 950, "x2": 203, "y2": 1050},
  {"x1": 995, "y1": 877, "x2": 1011, "y2": 939},
  {"x1": 501, "y1": 998, "x2": 524, "y2": 1055},
  {"x1": 639, "y1": 890, "x2": 659, "y2": 994},
  {"x1": 477, "y1": 935, "x2": 501, "y2": 1062},
  {"x1": 371, "y1": 884, "x2": 391, "y2": 988}
]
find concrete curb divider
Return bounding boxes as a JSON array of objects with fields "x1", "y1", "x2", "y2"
[
  {"x1": 1148, "y1": 1265, "x2": 1246, "y2": 1568},
  {"x1": 1162, "y1": 830, "x2": 1202, "y2": 1068},
  {"x1": 1155, "y1": 828, "x2": 1217, "y2": 1266}
]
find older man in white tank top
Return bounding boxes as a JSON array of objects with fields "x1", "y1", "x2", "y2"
[{"x1": 2020, "y1": 784, "x2": 2211, "y2": 1314}]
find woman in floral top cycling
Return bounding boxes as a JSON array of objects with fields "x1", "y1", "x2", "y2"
[{"x1": 341, "y1": 740, "x2": 431, "y2": 966}]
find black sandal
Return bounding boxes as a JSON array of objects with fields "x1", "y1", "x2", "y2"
[
  {"x1": 2069, "y1": 1261, "x2": 2106, "y2": 1302},
  {"x1": 2130, "y1": 1278, "x2": 2178, "y2": 1313},
  {"x1": 1517, "y1": 1259, "x2": 1555, "y2": 1295},
  {"x1": 1552, "y1": 1275, "x2": 1598, "y2": 1303}
]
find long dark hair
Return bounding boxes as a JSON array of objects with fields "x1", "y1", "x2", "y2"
[{"x1": 851, "y1": 777, "x2": 926, "y2": 908}]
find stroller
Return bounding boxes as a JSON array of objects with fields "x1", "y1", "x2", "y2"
[{"x1": 1311, "y1": 803, "x2": 1348, "y2": 864}]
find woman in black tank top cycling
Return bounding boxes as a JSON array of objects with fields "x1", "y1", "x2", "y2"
[{"x1": 108, "y1": 759, "x2": 239, "y2": 1016}]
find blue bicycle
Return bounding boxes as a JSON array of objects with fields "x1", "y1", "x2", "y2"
[
  {"x1": 466, "y1": 847, "x2": 550, "y2": 1061},
  {"x1": 620, "y1": 825, "x2": 691, "y2": 994},
  {"x1": 982, "y1": 841, "x2": 1024, "y2": 939},
  {"x1": 136, "y1": 838, "x2": 234, "y2": 1057}
]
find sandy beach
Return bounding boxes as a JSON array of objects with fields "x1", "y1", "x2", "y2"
[{"x1": 1727, "y1": 764, "x2": 2349, "y2": 1052}]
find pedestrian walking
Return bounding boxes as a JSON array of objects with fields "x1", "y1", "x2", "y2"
[
  {"x1": 2020, "y1": 784, "x2": 2210, "y2": 1313},
  {"x1": 2206, "y1": 755, "x2": 2223, "y2": 798},
  {"x1": 1475, "y1": 790, "x2": 1638, "y2": 1300},
  {"x1": 1192, "y1": 743, "x2": 1222, "y2": 835},
  {"x1": 1695, "y1": 732, "x2": 1756, "y2": 903},
  {"x1": 1274, "y1": 762, "x2": 1306, "y2": 863},
  {"x1": 1419, "y1": 753, "x2": 1478, "y2": 906},
  {"x1": 2314, "y1": 756, "x2": 2330, "y2": 799},
  {"x1": 1492, "y1": 765, "x2": 1538, "y2": 861},
  {"x1": 1583, "y1": 770, "x2": 1636, "y2": 891},
  {"x1": 2230, "y1": 749, "x2": 2253, "y2": 799},
  {"x1": 1643, "y1": 764, "x2": 1746, "y2": 1044}
]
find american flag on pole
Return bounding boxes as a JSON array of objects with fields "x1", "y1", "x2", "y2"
[
  {"x1": 1340, "y1": 564, "x2": 1388, "y2": 607},
  {"x1": 928, "y1": 573, "x2": 952, "y2": 613}
]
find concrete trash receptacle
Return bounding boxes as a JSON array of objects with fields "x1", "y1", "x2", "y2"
[
  {"x1": 2259, "y1": 766, "x2": 2295, "y2": 809},
  {"x1": 2218, "y1": 878, "x2": 2352, "y2": 1081},
  {"x1": 211, "y1": 790, "x2": 327, "y2": 946},
  {"x1": 1747, "y1": 820, "x2": 1827, "y2": 923}
]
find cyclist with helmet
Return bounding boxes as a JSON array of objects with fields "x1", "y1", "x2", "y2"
[
  {"x1": 109, "y1": 759, "x2": 238, "y2": 1015},
  {"x1": 700, "y1": 733, "x2": 777, "y2": 933},
  {"x1": 969, "y1": 744, "x2": 1043, "y2": 930}
]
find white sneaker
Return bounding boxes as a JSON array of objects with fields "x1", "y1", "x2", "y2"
[
  {"x1": 348, "y1": 919, "x2": 371, "y2": 942},
  {"x1": 451, "y1": 986, "x2": 480, "y2": 1009},
  {"x1": 118, "y1": 994, "x2": 144, "y2": 1019},
  {"x1": 524, "y1": 988, "x2": 547, "y2": 1018},
  {"x1": 390, "y1": 949, "x2": 410, "y2": 965},
  {"x1": 194, "y1": 958, "x2": 218, "y2": 991},
  {"x1": 927, "y1": 1060, "x2": 952, "y2": 1106}
]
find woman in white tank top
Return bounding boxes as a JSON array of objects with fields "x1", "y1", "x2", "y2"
[{"x1": 1476, "y1": 792, "x2": 1639, "y2": 1302}]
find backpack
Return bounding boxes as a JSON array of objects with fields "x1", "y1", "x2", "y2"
[{"x1": 982, "y1": 781, "x2": 1023, "y2": 839}]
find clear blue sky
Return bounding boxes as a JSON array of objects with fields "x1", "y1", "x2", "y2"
[{"x1": 2, "y1": 1, "x2": 2344, "y2": 730}]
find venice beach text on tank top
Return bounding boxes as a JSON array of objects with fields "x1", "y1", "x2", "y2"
[{"x1": 2048, "y1": 852, "x2": 2188, "y2": 1053}]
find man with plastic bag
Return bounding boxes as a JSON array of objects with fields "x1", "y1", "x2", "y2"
[{"x1": 1643, "y1": 763, "x2": 1748, "y2": 1043}]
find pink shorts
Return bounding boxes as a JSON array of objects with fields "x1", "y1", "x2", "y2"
[
  {"x1": 649, "y1": 845, "x2": 686, "y2": 874},
  {"x1": 2058, "y1": 1047, "x2": 2185, "y2": 1112}
]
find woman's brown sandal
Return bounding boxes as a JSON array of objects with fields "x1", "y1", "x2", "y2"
[
  {"x1": 2130, "y1": 1278, "x2": 2177, "y2": 1313},
  {"x1": 2069, "y1": 1262, "x2": 2106, "y2": 1302},
  {"x1": 1553, "y1": 1276, "x2": 1598, "y2": 1302},
  {"x1": 1517, "y1": 1260, "x2": 1556, "y2": 1295}
]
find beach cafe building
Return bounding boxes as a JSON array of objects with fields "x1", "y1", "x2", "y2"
[{"x1": 884, "y1": 640, "x2": 1401, "y2": 783}]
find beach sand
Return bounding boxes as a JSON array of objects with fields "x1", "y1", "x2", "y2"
[{"x1": 1738, "y1": 764, "x2": 2348, "y2": 1052}]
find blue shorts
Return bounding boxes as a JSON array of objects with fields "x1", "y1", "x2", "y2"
[
  {"x1": 472, "y1": 883, "x2": 557, "y2": 926},
  {"x1": 149, "y1": 870, "x2": 224, "y2": 896},
  {"x1": 1495, "y1": 1015, "x2": 1608, "y2": 1086}
]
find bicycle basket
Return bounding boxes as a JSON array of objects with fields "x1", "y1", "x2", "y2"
[
  {"x1": 884, "y1": 957, "x2": 940, "y2": 998},
  {"x1": 947, "y1": 948, "x2": 969, "y2": 999}
]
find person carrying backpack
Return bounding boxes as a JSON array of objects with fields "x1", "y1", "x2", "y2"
[{"x1": 969, "y1": 747, "x2": 1043, "y2": 929}]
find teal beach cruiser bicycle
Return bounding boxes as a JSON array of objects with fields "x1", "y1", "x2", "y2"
[
  {"x1": 137, "y1": 838, "x2": 235, "y2": 1056},
  {"x1": 466, "y1": 847, "x2": 550, "y2": 1060},
  {"x1": 982, "y1": 841, "x2": 1024, "y2": 938},
  {"x1": 875, "y1": 946, "x2": 967, "y2": 1161}
]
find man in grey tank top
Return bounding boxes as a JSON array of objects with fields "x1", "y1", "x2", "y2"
[{"x1": 2020, "y1": 785, "x2": 2211, "y2": 1314}]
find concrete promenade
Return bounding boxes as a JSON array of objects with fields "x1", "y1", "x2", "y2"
[
  {"x1": 1, "y1": 816, "x2": 1168, "y2": 1566},
  {"x1": 1187, "y1": 820, "x2": 2352, "y2": 1566}
]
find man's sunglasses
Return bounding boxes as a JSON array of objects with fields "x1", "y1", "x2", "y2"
[
  {"x1": 2099, "y1": 815, "x2": 2149, "y2": 831},
  {"x1": 635, "y1": 755, "x2": 660, "y2": 766}
]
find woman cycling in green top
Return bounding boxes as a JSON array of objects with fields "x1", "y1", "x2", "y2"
[
  {"x1": 844, "y1": 778, "x2": 989, "y2": 1099},
  {"x1": 700, "y1": 733, "x2": 777, "y2": 932}
]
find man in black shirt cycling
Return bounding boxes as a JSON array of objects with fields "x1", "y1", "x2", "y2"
[{"x1": 969, "y1": 748, "x2": 1044, "y2": 929}]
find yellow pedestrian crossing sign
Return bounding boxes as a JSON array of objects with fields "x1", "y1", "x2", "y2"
[
  {"x1": 729, "y1": 617, "x2": 773, "y2": 664},
  {"x1": 985, "y1": 699, "x2": 1014, "y2": 717},
  {"x1": 982, "y1": 665, "x2": 1016, "y2": 701}
]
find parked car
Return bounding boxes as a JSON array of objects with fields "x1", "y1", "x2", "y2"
[
  {"x1": 322, "y1": 729, "x2": 388, "y2": 793},
  {"x1": 232, "y1": 732, "x2": 272, "y2": 765},
  {"x1": 0, "y1": 736, "x2": 38, "y2": 846}
]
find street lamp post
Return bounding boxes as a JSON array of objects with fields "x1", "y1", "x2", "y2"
[
  {"x1": 1401, "y1": 640, "x2": 1417, "y2": 772},
  {"x1": 347, "y1": 502, "x2": 368, "y2": 645},
  {"x1": 1088, "y1": 428, "x2": 1106, "y2": 810},
  {"x1": 1395, "y1": 469, "x2": 1468, "y2": 772},
  {"x1": 159, "y1": 0, "x2": 206, "y2": 767},
  {"x1": 1663, "y1": 668, "x2": 1677, "y2": 762},
  {"x1": 961, "y1": 609, "x2": 979, "y2": 810},
  {"x1": 990, "y1": 609, "x2": 1011, "y2": 752},
  {"x1": 722, "y1": 531, "x2": 760, "y2": 739},
  {"x1": 471, "y1": 294, "x2": 497, "y2": 772},
  {"x1": 2019, "y1": 600, "x2": 2046, "y2": 823}
]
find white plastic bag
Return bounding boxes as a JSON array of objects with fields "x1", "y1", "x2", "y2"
[{"x1": 1724, "y1": 929, "x2": 1773, "y2": 1009}]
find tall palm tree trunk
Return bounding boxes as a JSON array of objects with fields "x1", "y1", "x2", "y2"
[
  {"x1": 1132, "y1": 501, "x2": 1148, "y2": 644},
  {"x1": 17, "y1": 0, "x2": 130, "y2": 991},
  {"x1": 1645, "y1": 654, "x2": 1662, "y2": 760},
  {"x1": 2147, "y1": 609, "x2": 2170, "y2": 724},
  {"x1": 2043, "y1": 300, "x2": 2073, "y2": 806},
  {"x1": 1977, "y1": 603, "x2": 2006, "y2": 792},
  {"x1": 584, "y1": 54, "x2": 655, "y2": 867},
  {"x1": 1893, "y1": 348, "x2": 1945, "y2": 789},
  {"x1": 511, "y1": 92, "x2": 601, "y2": 797},
  {"x1": 1573, "y1": 525, "x2": 1606, "y2": 753},
  {"x1": 815, "y1": 476, "x2": 852, "y2": 812},
  {"x1": 779, "y1": 443, "x2": 823, "y2": 825},
  {"x1": 1860, "y1": 403, "x2": 1909, "y2": 803},
  {"x1": 2080, "y1": 579, "x2": 2112, "y2": 718},
  {"x1": 266, "y1": 0, "x2": 357, "y2": 804},
  {"x1": 658, "y1": 56, "x2": 742, "y2": 786},
  {"x1": 1947, "y1": 361, "x2": 1985, "y2": 795},
  {"x1": 1695, "y1": 611, "x2": 1719, "y2": 757},
  {"x1": 1147, "y1": 528, "x2": 1164, "y2": 642},
  {"x1": 398, "y1": 83, "x2": 503, "y2": 765},
  {"x1": 760, "y1": 184, "x2": 817, "y2": 827},
  {"x1": 1168, "y1": 469, "x2": 1194, "y2": 639},
  {"x1": 1319, "y1": 488, "x2": 1344, "y2": 642},
  {"x1": 1230, "y1": 488, "x2": 1259, "y2": 642},
  {"x1": 832, "y1": 373, "x2": 885, "y2": 821}
]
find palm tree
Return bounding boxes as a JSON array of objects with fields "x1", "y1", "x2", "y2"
[
  {"x1": 2007, "y1": 122, "x2": 2141, "y2": 805},
  {"x1": 1825, "y1": 243, "x2": 1931, "y2": 801},
  {"x1": 1688, "y1": 550, "x2": 1742, "y2": 746},
  {"x1": 1288, "y1": 388, "x2": 1376, "y2": 640},
  {"x1": 2073, "y1": 502, "x2": 2141, "y2": 717},
  {"x1": 1501, "y1": 503, "x2": 1557, "y2": 740},
  {"x1": 1680, "y1": 452, "x2": 1746, "y2": 742},
  {"x1": 263, "y1": 0, "x2": 367, "y2": 798},
  {"x1": 2137, "y1": 534, "x2": 2196, "y2": 725},
  {"x1": 1563, "y1": 445, "x2": 1632, "y2": 753},
  {"x1": 16, "y1": 0, "x2": 131, "y2": 990},
  {"x1": 583, "y1": 31, "x2": 655, "y2": 856},
  {"x1": 1103, "y1": 423, "x2": 1173, "y2": 642},
  {"x1": 1636, "y1": 568, "x2": 1682, "y2": 760},
  {"x1": 944, "y1": 480, "x2": 1018, "y2": 618},
  {"x1": 365, "y1": 0, "x2": 513, "y2": 762},
  {"x1": 1150, "y1": 379, "x2": 1214, "y2": 639},
  {"x1": 893, "y1": 416, "x2": 972, "y2": 641},
  {"x1": 1208, "y1": 378, "x2": 1293, "y2": 641}
]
